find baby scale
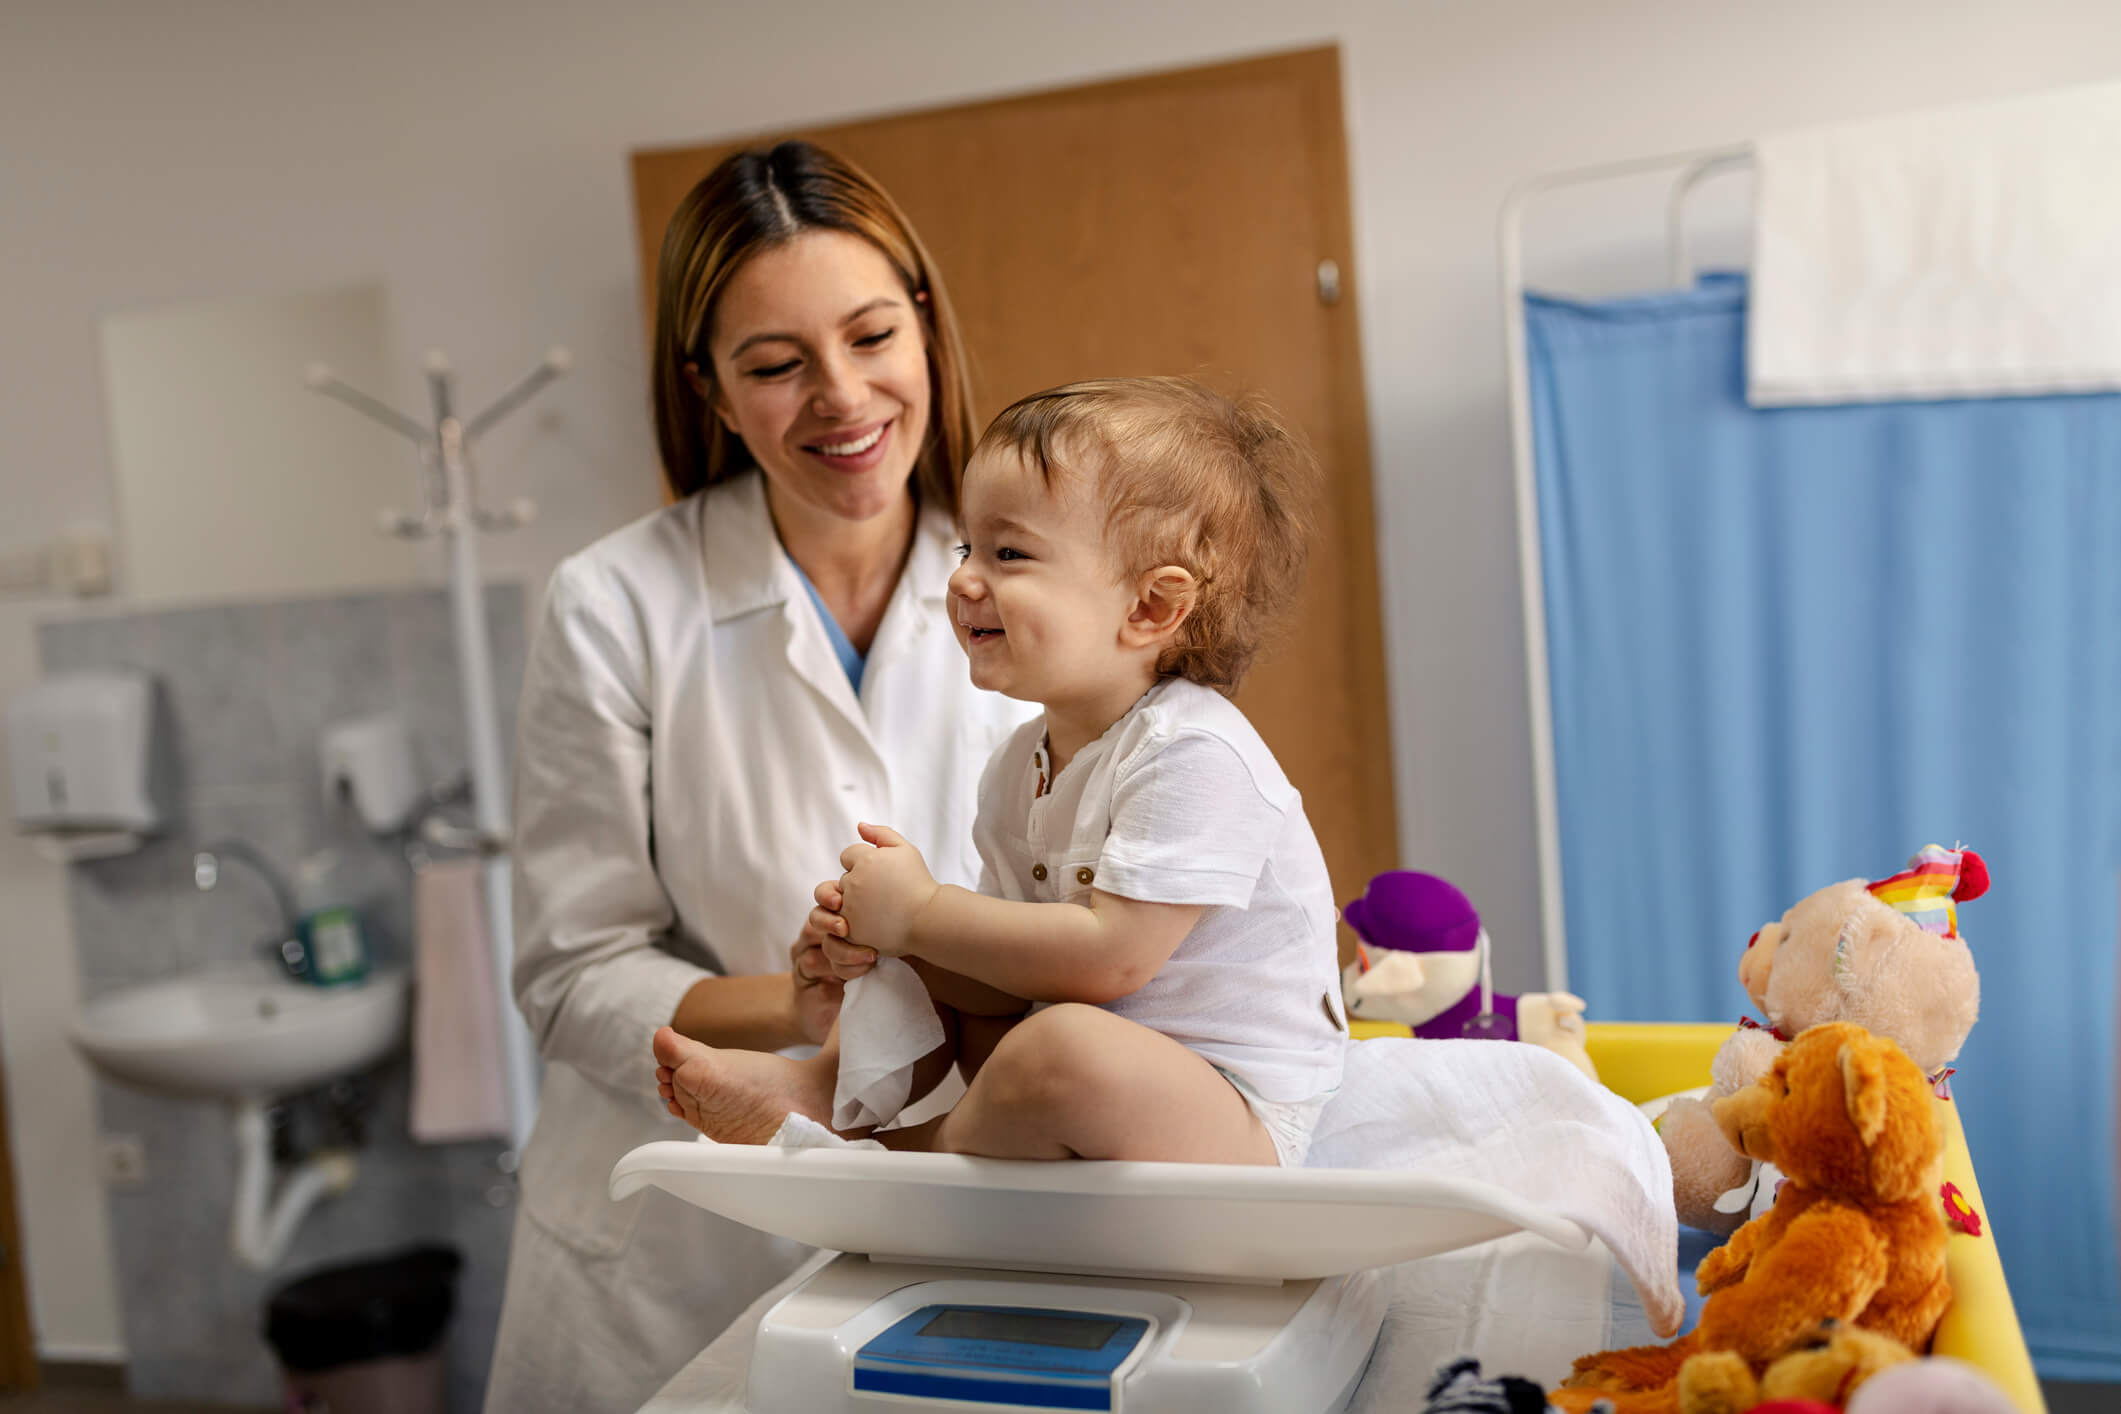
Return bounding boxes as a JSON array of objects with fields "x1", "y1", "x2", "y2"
[{"x1": 610, "y1": 1138, "x2": 1593, "y2": 1414}]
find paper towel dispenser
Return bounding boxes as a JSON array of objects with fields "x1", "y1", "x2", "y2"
[{"x1": 6, "y1": 669, "x2": 172, "y2": 861}]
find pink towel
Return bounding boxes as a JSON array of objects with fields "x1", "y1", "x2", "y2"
[{"x1": 410, "y1": 859, "x2": 511, "y2": 1143}]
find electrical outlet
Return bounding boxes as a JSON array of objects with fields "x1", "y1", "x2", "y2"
[
  {"x1": 99, "y1": 1133, "x2": 147, "y2": 1189},
  {"x1": 57, "y1": 527, "x2": 113, "y2": 597}
]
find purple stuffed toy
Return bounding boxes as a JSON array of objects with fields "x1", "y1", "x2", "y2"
[{"x1": 1342, "y1": 871, "x2": 1598, "y2": 1081}]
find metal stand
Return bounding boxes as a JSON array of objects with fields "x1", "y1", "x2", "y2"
[{"x1": 306, "y1": 347, "x2": 570, "y2": 1155}]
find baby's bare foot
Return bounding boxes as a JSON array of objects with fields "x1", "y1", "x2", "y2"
[{"x1": 651, "y1": 1027, "x2": 835, "y2": 1144}]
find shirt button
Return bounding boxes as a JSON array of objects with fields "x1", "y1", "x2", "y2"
[
  {"x1": 1075, "y1": 867, "x2": 1095, "y2": 886},
  {"x1": 1032, "y1": 864, "x2": 1048, "y2": 881}
]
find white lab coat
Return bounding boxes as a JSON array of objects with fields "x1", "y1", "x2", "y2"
[{"x1": 484, "y1": 472, "x2": 1033, "y2": 1414}]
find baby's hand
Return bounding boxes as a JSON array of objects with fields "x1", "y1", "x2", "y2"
[
  {"x1": 809, "y1": 877, "x2": 878, "y2": 981},
  {"x1": 837, "y1": 823, "x2": 940, "y2": 958}
]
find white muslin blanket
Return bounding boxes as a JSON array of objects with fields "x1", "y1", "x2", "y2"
[
  {"x1": 1749, "y1": 79, "x2": 2121, "y2": 406},
  {"x1": 811, "y1": 961, "x2": 1683, "y2": 1335},
  {"x1": 831, "y1": 959, "x2": 946, "y2": 1130}
]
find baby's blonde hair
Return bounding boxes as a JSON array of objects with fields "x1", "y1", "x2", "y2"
[{"x1": 974, "y1": 377, "x2": 1317, "y2": 692}]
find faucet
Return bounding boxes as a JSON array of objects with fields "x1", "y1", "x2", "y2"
[{"x1": 194, "y1": 839, "x2": 301, "y2": 964}]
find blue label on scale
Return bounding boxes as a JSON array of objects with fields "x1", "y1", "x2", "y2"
[{"x1": 853, "y1": 1305, "x2": 1149, "y2": 1410}]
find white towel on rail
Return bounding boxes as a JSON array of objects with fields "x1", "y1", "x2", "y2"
[
  {"x1": 1749, "y1": 80, "x2": 2121, "y2": 406},
  {"x1": 409, "y1": 858, "x2": 512, "y2": 1143},
  {"x1": 797, "y1": 973, "x2": 1684, "y2": 1337}
]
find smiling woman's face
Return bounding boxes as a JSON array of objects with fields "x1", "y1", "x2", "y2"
[{"x1": 699, "y1": 229, "x2": 932, "y2": 530}]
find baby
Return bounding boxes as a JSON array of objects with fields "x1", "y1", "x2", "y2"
[{"x1": 654, "y1": 376, "x2": 1347, "y2": 1166}]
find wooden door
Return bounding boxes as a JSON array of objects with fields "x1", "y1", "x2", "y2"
[
  {"x1": 0, "y1": 1040, "x2": 37, "y2": 1391},
  {"x1": 632, "y1": 47, "x2": 1396, "y2": 948}
]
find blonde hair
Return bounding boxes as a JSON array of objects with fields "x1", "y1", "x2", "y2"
[
  {"x1": 649, "y1": 141, "x2": 976, "y2": 512},
  {"x1": 975, "y1": 377, "x2": 1318, "y2": 692}
]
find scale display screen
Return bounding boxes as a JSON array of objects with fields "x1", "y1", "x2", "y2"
[
  {"x1": 854, "y1": 1303, "x2": 1152, "y2": 1410},
  {"x1": 917, "y1": 1309, "x2": 1125, "y2": 1350}
]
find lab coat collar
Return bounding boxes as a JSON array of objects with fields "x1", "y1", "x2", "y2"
[
  {"x1": 698, "y1": 472, "x2": 792, "y2": 623},
  {"x1": 698, "y1": 471, "x2": 954, "y2": 623}
]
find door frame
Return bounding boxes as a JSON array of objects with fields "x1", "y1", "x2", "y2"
[{"x1": 0, "y1": 1036, "x2": 40, "y2": 1390}]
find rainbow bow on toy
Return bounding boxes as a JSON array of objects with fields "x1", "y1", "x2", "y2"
[{"x1": 1867, "y1": 844, "x2": 1989, "y2": 938}]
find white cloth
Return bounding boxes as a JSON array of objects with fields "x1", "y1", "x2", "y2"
[
  {"x1": 779, "y1": 1034, "x2": 1683, "y2": 1337},
  {"x1": 1311, "y1": 1036, "x2": 1682, "y2": 1337},
  {"x1": 486, "y1": 472, "x2": 1036, "y2": 1414},
  {"x1": 1749, "y1": 79, "x2": 2121, "y2": 406},
  {"x1": 972, "y1": 677, "x2": 1346, "y2": 1102},
  {"x1": 832, "y1": 959, "x2": 944, "y2": 1130}
]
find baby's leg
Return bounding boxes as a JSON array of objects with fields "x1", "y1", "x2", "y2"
[
  {"x1": 877, "y1": 1004, "x2": 1278, "y2": 1165},
  {"x1": 904, "y1": 957, "x2": 1029, "y2": 1087},
  {"x1": 954, "y1": 1012, "x2": 1018, "y2": 1084}
]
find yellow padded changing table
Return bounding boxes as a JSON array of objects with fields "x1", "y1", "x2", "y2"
[{"x1": 1349, "y1": 1019, "x2": 2045, "y2": 1414}]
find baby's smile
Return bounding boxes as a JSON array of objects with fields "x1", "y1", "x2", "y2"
[{"x1": 957, "y1": 611, "x2": 1004, "y2": 641}]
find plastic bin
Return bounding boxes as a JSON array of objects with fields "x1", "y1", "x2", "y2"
[
  {"x1": 263, "y1": 1243, "x2": 461, "y2": 1414},
  {"x1": 1347, "y1": 1019, "x2": 2045, "y2": 1414}
]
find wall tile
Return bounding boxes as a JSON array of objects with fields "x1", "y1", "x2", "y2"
[
  {"x1": 131, "y1": 604, "x2": 289, "y2": 795},
  {"x1": 385, "y1": 584, "x2": 526, "y2": 802},
  {"x1": 37, "y1": 613, "x2": 145, "y2": 675},
  {"x1": 268, "y1": 594, "x2": 398, "y2": 790},
  {"x1": 70, "y1": 832, "x2": 204, "y2": 989}
]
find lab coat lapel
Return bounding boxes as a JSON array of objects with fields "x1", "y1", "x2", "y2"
[
  {"x1": 779, "y1": 587, "x2": 870, "y2": 738},
  {"x1": 700, "y1": 473, "x2": 877, "y2": 751},
  {"x1": 859, "y1": 508, "x2": 955, "y2": 764}
]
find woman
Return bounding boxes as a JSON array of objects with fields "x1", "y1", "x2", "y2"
[{"x1": 483, "y1": 142, "x2": 1033, "y2": 1414}]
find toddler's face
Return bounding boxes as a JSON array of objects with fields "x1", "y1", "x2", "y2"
[{"x1": 947, "y1": 447, "x2": 1141, "y2": 707}]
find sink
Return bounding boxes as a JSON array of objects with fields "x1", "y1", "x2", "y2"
[{"x1": 71, "y1": 965, "x2": 410, "y2": 1100}]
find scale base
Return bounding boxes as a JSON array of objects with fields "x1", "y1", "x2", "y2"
[{"x1": 746, "y1": 1254, "x2": 1384, "y2": 1414}]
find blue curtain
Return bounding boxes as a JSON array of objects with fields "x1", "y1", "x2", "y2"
[{"x1": 1527, "y1": 273, "x2": 2121, "y2": 1376}]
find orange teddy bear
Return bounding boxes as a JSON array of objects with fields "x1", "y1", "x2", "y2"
[{"x1": 1551, "y1": 1022, "x2": 1950, "y2": 1414}]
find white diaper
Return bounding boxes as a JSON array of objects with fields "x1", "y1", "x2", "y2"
[{"x1": 1216, "y1": 1067, "x2": 1334, "y2": 1168}]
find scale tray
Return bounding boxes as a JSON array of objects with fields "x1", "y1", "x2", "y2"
[{"x1": 610, "y1": 1138, "x2": 1590, "y2": 1282}]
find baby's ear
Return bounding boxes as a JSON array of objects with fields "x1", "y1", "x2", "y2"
[{"x1": 1126, "y1": 566, "x2": 1198, "y2": 641}]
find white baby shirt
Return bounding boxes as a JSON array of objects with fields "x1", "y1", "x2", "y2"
[{"x1": 972, "y1": 676, "x2": 1348, "y2": 1103}]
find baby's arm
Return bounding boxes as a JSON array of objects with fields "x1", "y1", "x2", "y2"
[
  {"x1": 811, "y1": 875, "x2": 1028, "y2": 1017},
  {"x1": 908, "y1": 886, "x2": 1200, "y2": 1004},
  {"x1": 837, "y1": 824, "x2": 1200, "y2": 1004}
]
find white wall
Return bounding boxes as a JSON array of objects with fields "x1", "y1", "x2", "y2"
[
  {"x1": 99, "y1": 284, "x2": 418, "y2": 602},
  {"x1": 5, "y1": 0, "x2": 2118, "y2": 1361}
]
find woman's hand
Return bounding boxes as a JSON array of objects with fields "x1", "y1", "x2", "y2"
[
  {"x1": 837, "y1": 822, "x2": 941, "y2": 959},
  {"x1": 788, "y1": 914, "x2": 846, "y2": 1045}
]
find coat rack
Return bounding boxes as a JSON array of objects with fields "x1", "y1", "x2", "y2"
[{"x1": 305, "y1": 347, "x2": 569, "y2": 1156}]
